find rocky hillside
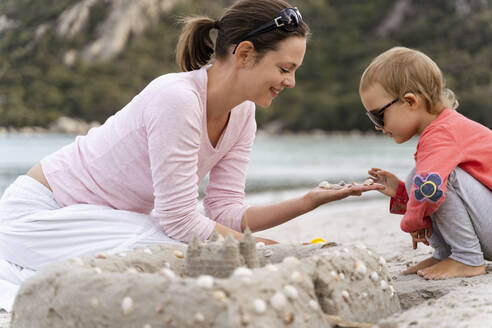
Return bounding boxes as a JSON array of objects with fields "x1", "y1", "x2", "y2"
[{"x1": 1, "y1": 0, "x2": 492, "y2": 131}]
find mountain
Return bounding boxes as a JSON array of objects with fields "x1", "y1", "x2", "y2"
[{"x1": 1, "y1": 0, "x2": 492, "y2": 131}]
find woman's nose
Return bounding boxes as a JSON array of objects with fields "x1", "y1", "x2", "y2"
[{"x1": 282, "y1": 75, "x2": 295, "y2": 88}]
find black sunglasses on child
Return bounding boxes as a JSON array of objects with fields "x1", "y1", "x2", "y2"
[
  {"x1": 232, "y1": 7, "x2": 302, "y2": 54},
  {"x1": 365, "y1": 98, "x2": 399, "y2": 129}
]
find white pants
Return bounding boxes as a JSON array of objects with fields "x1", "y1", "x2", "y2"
[{"x1": 0, "y1": 176, "x2": 182, "y2": 311}]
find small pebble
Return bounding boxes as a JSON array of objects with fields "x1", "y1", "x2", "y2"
[
  {"x1": 339, "y1": 272, "x2": 345, "y2": 280},
  {"x1": 370, "y1": 271, "x2": 379, "y2": 282},
  {"x1": 270, "y1": 292, "x2": 287, "y2": 310},
  {"x1": 233, "y1": 267, "x2": 253, "y2": 277},
  {"x1": 290, "y1": 271, "x2": 302, "y2": 283},
  {"x1": 354, "y1": 259, "x2": 367, "y2": 274},
  {"x1": 381, "y1": 280, "x2": 388, "y2": 290},
  {"x1": 174, "y1": 250, "x2": 184, "y2": 259},
  {"x1": 378, "y1": 257, "x2": 386, "y2": 265},
  {"x1": 263, "y1": 249, "x2": 273, "y2": 257},
  {"x1": 341, "y1": 290, "x2": 350, "y2": 302},
  {"x1": 122, "y1": 296, "x2": 134, "y2": 314},
  {"x1": 159, "y1": 268, "x2": 176, "y2": 280},
  {"x1": 196, "y1": 275, "x2": 214, "y2": 289},
  {"x1": 213, "y1": 290, "x2": 227, "y2": 302},
  {"x1": 283, "y1": 285, "x2": 298, "y2": 299},
  {"x1": 284, "y1": 313, "x2": 295, "y2": 324},
  {"x1": 253, "y1": 299, "x2": 267, "y2": 314},
  {"x1": 308, "y1": 300, "x2": 318, "y2": 310}
]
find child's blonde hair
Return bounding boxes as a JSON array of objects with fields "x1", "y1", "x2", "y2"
[{"x1": 360, "y1": 46, "x2": 458, "y2": 114}]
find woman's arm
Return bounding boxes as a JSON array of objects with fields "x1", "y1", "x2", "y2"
[{"x1": 241, "y1": 184, "x2": 384, "y2": 232}]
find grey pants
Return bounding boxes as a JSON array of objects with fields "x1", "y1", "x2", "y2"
[{"x1": 406, "y1": 167, "x2": 492, "y2": 266}]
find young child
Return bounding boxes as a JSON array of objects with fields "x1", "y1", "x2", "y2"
[{"x1": 359, "y1": 46, "x2": 492, "y2": 280}]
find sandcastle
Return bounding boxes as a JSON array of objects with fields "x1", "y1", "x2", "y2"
[{"x1": 11, "y1": 232, "x2": 401, "y2": 327}]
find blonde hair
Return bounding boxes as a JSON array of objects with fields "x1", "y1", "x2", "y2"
[{"x1": 359, "y1": 47, "x2": 458, "y2": 113}]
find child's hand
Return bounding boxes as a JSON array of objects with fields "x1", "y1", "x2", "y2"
[
  {"x1": 410, "y1": 227, "x2": 432, "y2": 249},
  {"x1": 368, "y1": 168, "x2": 400, "y2": 198}
]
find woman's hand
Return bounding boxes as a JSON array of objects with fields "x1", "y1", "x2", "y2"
[
  {"x1": 410, "y1": 227, "x2": 432, "y2": 249},
  {"x1": 305, "y1": 183, "x2": 384, "y2": 209},
  {"x1": 368, "y1": 168, "x2": 401, "y2": 198}
]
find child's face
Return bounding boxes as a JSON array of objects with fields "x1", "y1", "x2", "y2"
[{"x1": 360, "y1": 83, "x2": 421, "y2": 144}]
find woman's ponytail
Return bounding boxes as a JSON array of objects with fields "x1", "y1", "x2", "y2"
[{"x1": 176, "y1": 16, "x2": 218, "y2": 72}]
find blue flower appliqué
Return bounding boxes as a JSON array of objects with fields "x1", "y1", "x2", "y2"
[{"x1": 413, "y1": 173, "x2": 443, "y2": 202}]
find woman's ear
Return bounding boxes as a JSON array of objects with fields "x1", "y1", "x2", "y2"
[{"x1": 233, "y1": 41, "x2": 256, "y2": 68}]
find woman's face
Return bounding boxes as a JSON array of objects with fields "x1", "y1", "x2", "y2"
[{"x1": 244, "y1": 36, "x2": 306, "y2": 107}]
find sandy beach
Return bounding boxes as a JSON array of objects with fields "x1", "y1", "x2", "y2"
[{"x1": 1, "y1": 194, "x2": 491, "y2": 327}]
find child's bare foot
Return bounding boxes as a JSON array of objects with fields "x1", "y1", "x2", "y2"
[
  {"x1": 417, "y1": 258, "x2": 485, "y2": 280},
  {"x1": 402, "y1": 257, "x2": 440, "y2": 275}
]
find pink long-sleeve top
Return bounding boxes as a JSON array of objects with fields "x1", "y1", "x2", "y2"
[
  {"x1": 40, "y1": 66, "x2": 256, "y2": 243},
  {"x1": 389, "y1": 109, "x2": 492, "y2": 232}
]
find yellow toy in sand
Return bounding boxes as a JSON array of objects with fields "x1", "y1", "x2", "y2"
[{"x1": 310, "y1": 238, "x2": 326, "y2": 244}]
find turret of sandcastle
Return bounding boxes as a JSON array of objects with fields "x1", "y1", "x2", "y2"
[{"x1": 185, "y1": 228, "x2": 259, "y2": 278}]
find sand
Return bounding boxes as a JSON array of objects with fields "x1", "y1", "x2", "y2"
[{"x1": 2, "y1": 196, "x2": 492, "y2": 327}]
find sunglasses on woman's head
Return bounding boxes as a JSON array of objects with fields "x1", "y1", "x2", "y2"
[
  {"x1": 232, "y1": 7, "x2": 302, "y2": 54},
  {"x1": 365, "y1": 98, "x2": 399, "y2": 129}
]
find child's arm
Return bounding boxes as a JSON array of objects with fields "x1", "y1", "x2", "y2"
[{"x1": 368, "y1": 168, "x2": 408, "y2": 214}]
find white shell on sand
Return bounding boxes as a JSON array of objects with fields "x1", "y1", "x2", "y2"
[
  {"x1": 159, "y1": 268, "x2": 176, "y2": 280},
  {"x1": 72, "y1": 257, "x2": 84, "y2": 266},
  {"x1": 126, "y1": 268, "x2": 138, "y2": 274},
  {"x1": 367, "y1": 250, "x2": 373, "y2": 256},
  {"x1": 213, "y1": 290, "x2": 227, "y2": 302},
  {"x1": 253, "y1": 299, "x2": 267, "y2": 314},
  {"x1": 255, "y1": 242, "x2": 265, "y2": 249},
  {"x1": 90, "y1": 298, "x2": 99, "y2": 309},
  {"x1": 143, "y1": 324, "x2": 152, "y2": 328},
  {"x1": 354, "y1": 259, "x2": 367, "y2": 274},
  {"x1": 283, "y1": 285, "x2": 298, "y2": 299},
  {"x1": 341, "y1": 290, "x2": 350, "y2": 302},
  {"x1": 173, "y1": 250, "x2": 184, "y2": 259},
  {"x1": 370, "y1": 271, "x2": 379, "y2": 282},
  {"x1": 233, "y1": 267, "x2": 253, "y2": 277},
  {"x1": 308, "y1": 299, "x2": 318, "y2": 310},
  {"x1": 118, "y1": 252, "x2": 127, "y2": 257},
  {"x1": 361, "y1": 292, "x2": 368, "y2": 298},
  {"x1": 263, "y1": 249, "x2": 273, "y2": 257},
  {"x1": 290, "y1": 271, "x2": 302, "y2": 283},
  {"x1": 143, "y1": 248, "x2": 152, "y2": 255},
  {"x1": 389, "y1": 285, "x2": 395, "y2": 297},
  {"x1": 270, "y1": 292, "x2": 287, "y2": 310},
  {"x1": 93, "y1": 267, "x2": 102, "y2": 274},
  {"x1": 363, "y1": 178, "x2": 375, "y2": 185},
  {"x1": 282, "y1": 256, "x2": 300, "y2": 266},
  {"x1": 122, "y1": 296, "x2": 134, "y2": 314},
  {"x1": 339, "y1": 273, "x2": 345, "y2": 280},
  {"x1": 194, "y1": 312, "x2": 205, "y2": 322},
  {"x1": 330, "y1": 270, "x2": 339, "y2": 281},
  {"x1": 196, "y1": 275, "x2": 214, "y2": 289},
  {"x1": 381, "y1": 280, "x2": 388, "y2": 290},
  {"x1": 378, "y1": 257, "x2": 386, "y2": 265},
  {"x1": 265, "y1": 264, "x2": 279, "y2": 272}
]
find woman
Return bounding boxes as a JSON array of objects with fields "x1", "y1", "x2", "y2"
[{"x1": 0, "y1": 0, "x2": 381, "y2": 311}]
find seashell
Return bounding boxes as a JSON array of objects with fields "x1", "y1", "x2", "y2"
[
  {"x1": 95, "y1": 253, "x2": 107, "y2": 259},
  {"x1": 126, "y1": 268, "x2": 138, "y2": 274},
  {"x1": 290, "y1": 271, "x2": 302, "y2": 283},
  {"x1": 213, "y1": 290, "x2": 227, "y2": 302},
  {"x1": 263, "y1": 249, "x2": 273, "y2": 257},
  {"x1": 155, "y1": 304, "x2": 164, "y2": 313},
  {"x1": 72, "y1": 257, "x2": 84, "y2": 266},
  {"x1": 355, "y1": 243, "x2": 367, "y2": 249},
  {"x1": 144, "y1": 325, "x2": 152, "y2": 328},
  {"x1": 342, "y1": 248, "x2": 350, "y2": 254},
  {"x1": 196, "y1": 275, "x2": 214, "y2": 289},
  {"x1": 255, "y1": 242, "x2": 265, "y2": 249},
  {"x1": 354, "y1": 259, "x2": 367, "y2": 274},
  {"x1": 341, "y1": 290, "x2": 350, "y2": 302},
  {"x1": 195, "y1": 312, "x2": 205, "y2": 322},
  {"x1": 361, "y1": 292, "x2": 368, "y2": 298},
  {"x1": 239, "y1": 276, "x2": 252, "y2": 285},
  {"x1": 265, "y1": 264, "x2": 279, "y2": 272},
  {"x1": 173, "y1": 250, "x2": 184, "y2": 259},
  {"x1": 338, "y1": 273, "x2": 345, "y2": 280},
  {"x1": 308, "y1": 299, "x2": 318, "y2": 310},
  {"x1": 270, "y1": 292, "x2": 287, "y2": 310},
  {"x1": 282, "y1": 256, "x2": 300, "y2": 266},
  {"x1": 283, "y1": 285, "x2": 298, "y2": 299},
  {"x1": 330, "y1": 271, "x2": 339, "y2": 281},
  {"x1": 378, "y1": 257, "x2": 386, "y2": 265},
  {"x1": 118, "y1": 252, "x2": 127, "y2": 257},
  {"x1": 159, "y1": 268, "x2": 176, "y2": 280},
  {"x1": 318, "y1": 181, "x2": 330, "y2": 188},
  {"x1": 93, "y1": 267, "x2": 102, "y2": 274},
  {"x1": 143, "y1": 248, "x2": 152, "y2": 255},
  {"x1": 367, "y1": 250, "x2": 373, "y2": 256},
  {"x1": 163, "y1": 262, "x2": 170, "y2": 269},
  {"x1": 370, "y1": 271, "x2": 379, "y2": 282},
  {"x1": 122, "y1": 296, "x2": 134, "y2": 314},
  {"x1": 339, "y1": 180, "x2": 346, "y2": 186},
  {"x1": 380, "y1": 280, "x2": 388, "y2": 290},
  {"x1": 389, "y1": 285, "x2": 395, "y2": 297},
  {"x1": 253, "y1": 299, "x2": 267, "y2": 314},
  {"x1": 363, "y1": 178, "x2": 375, "y2": 185},
  {"x1": 233, "y1": 267, "x2": 253, "y2": 277},
  {"x1": 90, "y1": 298, "x2": 99, "y2": 309},
  {"x1": 240, "y1": 313, "x2": 251, "y2": 325},
  {"x1": 284, "y1": 313, "x2": 295, "y2": 324}
]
